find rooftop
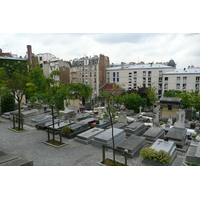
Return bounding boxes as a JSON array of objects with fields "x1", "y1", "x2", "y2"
[
  {"x1": 107, "y1": 63, "x2": 174, "y2": 70},
  {"x1": 163, "y1": 67, "x2": 200, "y2": 74}
]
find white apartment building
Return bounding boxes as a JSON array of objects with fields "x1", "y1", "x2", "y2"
[
  {"x1": 162, "y1": 67, "x2": 200, "y2": 93},
  {"x1": 106, "y1": 60, "x2": 175, "y2": 98},
  {"x1": 36, "y1": 53, "x2": 56, "y2": 68}
]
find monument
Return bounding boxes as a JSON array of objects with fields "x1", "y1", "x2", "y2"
[
  {"x1": 91, "y1": 128, "x2": 126, "y2": 148},
  {"x1": 124, "y1": 122, "x2": 147, "y2": 137},
  {"x1": 185, "y1": 141, "x2": 200, "y2": 165}
]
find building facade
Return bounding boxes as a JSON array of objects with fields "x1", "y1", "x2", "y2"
[
  {"x1": 162, "y1": 67, "x2": 200, "y2": 93},
  {"x1": 70, "y1": 54, "x2": 110, "y2": 99},
  {"x1": 106, "y1": 60, "x2": 175, "y2": 98},
  {"x1": 36, "y1": 53, "x2": 56, "y2": 69}
]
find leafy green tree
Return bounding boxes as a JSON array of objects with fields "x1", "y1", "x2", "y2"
[
  {"x1": 122, "y1": 93, "x2": 146, "y2": 113},
  {"x1": 163, "y1": 89, "x2": 183, "y2": 97},
  {"x1": 0, "y1": 67, "x2": 29, "y2": 130},
  {"x1": 144, "y1": 86, "x2": 158, "y2": 106}
]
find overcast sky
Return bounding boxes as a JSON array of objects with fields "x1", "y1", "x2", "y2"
[
  {"x1": 1, "y1": 33, "x2": 200, "y2": 68},
  {"x1": 1, "y1": 1, "x2": 200, "y2": 69}
]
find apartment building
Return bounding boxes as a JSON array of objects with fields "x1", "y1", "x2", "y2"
[
  {"x1": 36, "y1": 53, "x2": 56, "y2": 69},
  {"x1": 106, "y1": 60, "x2": 175, "y2": 98},
  {"x1": 162, "y1": 67, "x2": 200, "y2": 93},
  {"x1": 70, "y1": 54, "x2": 110, "y2": 99}
]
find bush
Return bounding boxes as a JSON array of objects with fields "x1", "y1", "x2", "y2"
[
  {"x1": 140, "y1": 148, "x2": 172, "y2": 164},
  {"x1": 62, "y1": 125, "x2": 71, "y2": 134},
  {"x1": 159, "y1": 121, "x2": 165, "y2": 125},
  {"x1": 1, "y1": 93, "x2": 15, "y2": 114}
]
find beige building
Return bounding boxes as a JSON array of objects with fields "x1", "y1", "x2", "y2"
[
  {"x1": 162, "y1": 67, "x2": 200, "y2": 93},
  {"x1": 106, "y1": 60, "x2": 175, "y2": 98},
  {"x1": 70, "y1": 54, "x2": 110, "y2": 100}
]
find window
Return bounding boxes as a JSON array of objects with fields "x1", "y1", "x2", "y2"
[
  {"x1": 165, "y1": 77, "x2": 168, "y2": 81},
  {"x1": 176, "y1": 84, "x2": 180, "y2": 89},
  {"x1": 183, "y1": 84, "x2": 186, "y2": 89},
  {"x1": 177, "y1": 77, "x2": 180, "y2": 83},
  {"x1": 129, "y1": 72, "x2": 132, "y2": 77},
  {"x1": 117, "y1": 72, "x2": 119, "y2": 77},
  {"x1": 148, "y1": 71, "x2": 152, "y2": 77},
  {"x1": 107, "y1": 72, "x2": 110, "y2": 77},
  {"x1": 148, "y1": 77, "x2": 151, "y2": 82},
  {"x1": 159, "y1": 77, "x2": 162, "y2": 82},
  {"x1": 117, "y1": 78, "x2": 119, "y2": 82},
  {"x1": 113, "y1": 78, "x2": 115, "y2": 82},
  {"x1": 134, "y1": 71, "x2": 137, "y2": 76},
  {"x1": 40, "y1": 64, "x2": 43, "y2": 68},
  {"x1": 168, "y1": 105, "x2": 172, "y2": 110},
  {"x1": 195, "y1": 84, "x2": 199, "y2": 90},
  {"x1": 143, "y1": 77, "x2": 146, "y2": 82},
  {"x1": 39, "y1": 57, "x2": 42, "y2": 61},
  {"x1": 143, "y1": 71, "x2": 146, "y2": 76},
  {"x1": 196, "y1": 77, "x2": 200, "y2": 83},
  {"x1": 63, "y1": 66, "x2": 66, "y2": 72},
  {"x1": 183, "y1": 77, "x2": 187, "y2": 83},
  {"x1": 113, "y1": 72, "x2": 116, "y2": 77},
  {"x1": 164, "y1": 84, "x2": 168, "y2": 89},
  {"x1": 159, "y1": 71, "x2": 162, "y2": 76}
]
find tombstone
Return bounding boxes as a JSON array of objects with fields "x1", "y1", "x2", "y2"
[
  {"x1": 124, "y1": 122, "x2": 147, "y2": 137},
  {"x1": 27, "y1": 114, "x2": 52, "y2": 127},
  {"x1": 186, "y1": 141, "x2": 200, "y2": 165},
  {"x1": 91, "y1": 128, "x2": 126, "y2": 148},
  {"x1": 10, "y1": 109, "x2": 40, "y2": 124},
  {"x1": 118, "y1": 112, "x2": 128, "y2": 125},
  {"x1": 126, "y1": 110, "x2": 134, "y2": 116},
  {"x1": 143, "y1": 139, "x2": 177, "y2": 166},
  {"x1": 139, "y1": 106, "x2": 142, "y2": 114},
  {"x1": 74, "y1": 128, "x2": 104, "y2": 144},
  {"x1": 116, "y1": 135, "x2": 147, "y2": 158},
  {"x1": 174, "y1": 109, "x2": 186, "y2": 129},
  {"x1": 96, "y1": 119, "x2": 111, "y2": 129},
  {"x1": 165, "y1": 126, "x2": 187, "y2": 148},
  {"x1": 143, "y1": 126, "x2": 165, "y2": 143},
  {"x1": 113, "y1": 122, "x2": 127, "y2": 129},
  {"x1": 167, "y1": 116, "x2": 173, "y2": 127}
]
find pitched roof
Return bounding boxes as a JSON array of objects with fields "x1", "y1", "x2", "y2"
[{"x1": 99, "y1": 83, "x2": 124, "y2": 91}]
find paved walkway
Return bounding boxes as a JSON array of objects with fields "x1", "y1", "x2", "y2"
[{"x1": 0, "y1": 117, "x2": 136, "y2": 166}]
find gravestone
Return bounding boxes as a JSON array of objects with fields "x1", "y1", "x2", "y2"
[
  {"x1": 113, "y1": 122, "x2": 127, "y2": 129},
  {"x1": 143, "y1": 126, "x2": 165, "y2": 143},
  {"x1": 167, "y1": 116, "x2": 173, "y2": 127},
  {"x1": 118, "y1": 112, "x2": 128, "y2": 125},
  {"x1": 165, "y1": 109, "x2": 187, "y2": 148},
  {"x1": 74, "y1": 128, "x2": 104, "y2": 144},
  {"x1": 145, "y1": 139, "x2": 177, "y2": 166},
  {"x1": 139, "y1": 106, "x2": 142, "y2": 114},
  {"x1": 91, "y1": 128, "x2": 126, "y2": 148},
  {"x1": 96, "y1": 119, "x2": 111, "y2": 129},
  {"x1": 153, "y1": 107, "x2": 160, "y2": 126},
  {"x1": 27, "y1": 114, "x2": 52, "y2": 127},
  {"x1": 185, "y1": 141, "x2": 200, "y2": 165},
  {"x1": 116, "y1": 135, "x2": 147, "y2": 158},
  {"x1": 174, "y1": 109, "x2": 185, "y2": 129},
  {"x1": 124, "y1": 122, "x2": 147, "y2": 137}
]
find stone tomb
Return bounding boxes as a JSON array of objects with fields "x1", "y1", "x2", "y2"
[
  {"x1": 165, "y1": 127, "x2": 187, "y2": 148},
  {"x1": 27, "y1": 114, "x2": 52, "y2": 127},
  {"x1": 185, "y1": 141, "x2": 200, "y2": 165},
  {"x1": 143, "y1": 126, "x2": 165, "y2": 143},
  {"x1": 124, "y1": 122, "x2": 146, "y2": 137},
  {"x1": 116, "y1": 135, "x2": 147, "y2": 158},
  {"x1": 142, "y1": 139, "x2": 177, "y2": 166},
  {"x1": 10, "y1": 109, "x2": 40, "y2": 124},
  {"x1": 91, "y1": 128, "x2": 126, "y2": 148},
  {"x1": 74, "y1": 128, "x2": 104, "y2": 144},
  {"x1": 96, "y1": 119, "x2": 111, "y2": 129},
  {"x1": 113, "y1": 122, "x2": 127, "y2": 129}
]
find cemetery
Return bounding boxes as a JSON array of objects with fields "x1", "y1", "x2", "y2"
[{"x1": 1, "y1": 97, "x2": 200, "y2": 166}]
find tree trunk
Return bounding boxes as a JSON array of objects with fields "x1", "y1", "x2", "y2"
[
  {"x1": 51, "y1": 107, "x2": 55, "y2": 145},
  {"x1": 17, "y1": 100, "x2": 21, "y2": 130},
  {"x1": 108, "y1": 109, "x2": 115, "y2": 164}
]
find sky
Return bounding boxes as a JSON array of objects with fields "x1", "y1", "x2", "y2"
[
  {"x1": 1, "y1": 1, "x2": 200, "y2": 69},
  {"x1": 1, "y1": 33, "x2": 200, "y2": 68}
]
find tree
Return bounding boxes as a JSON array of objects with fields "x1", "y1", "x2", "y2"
[
  {"x1": 144, "y1": 86, "x2": 158, "y2": 106},
  {"x1": 27, "y1": 67, "x2": 68, "y2": 144},
  {"x1": 100, "y1": 91, "x2": 117, "y2": 164},
  {"x1": 0, "y1": 67, "x2": 29, "y2": 130},
  {"x1": 122, "y1": 93, "x2": 146, "y2": 113},
  {"x1": 1, "y1": 92, "x2": 15, "y2": 114}
]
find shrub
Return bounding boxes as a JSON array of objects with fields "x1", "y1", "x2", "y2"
[
  {"x1": 140, "y1": 148, "x2": 172, "y2": 164},
  {"x1": 62, "y1": 125, "x2": 71, "y2": 134},
  {"x1": 159, "y1": 121, "x2": 165, "y2": 125},
  {"x1": 1, "y1": 93, "x2": 15, "y2": 114}
]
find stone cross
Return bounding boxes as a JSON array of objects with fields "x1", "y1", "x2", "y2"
[{"x1": 139, "y1": 106, "x2": 142, "y2": 114}]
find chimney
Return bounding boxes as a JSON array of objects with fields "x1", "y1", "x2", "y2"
[
  {"x1": 121, "y1": 62, "x2": 124, "y2": 69},
  {"x1": 27, "y1": 45, "x2": 32, "y2": 64}
]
